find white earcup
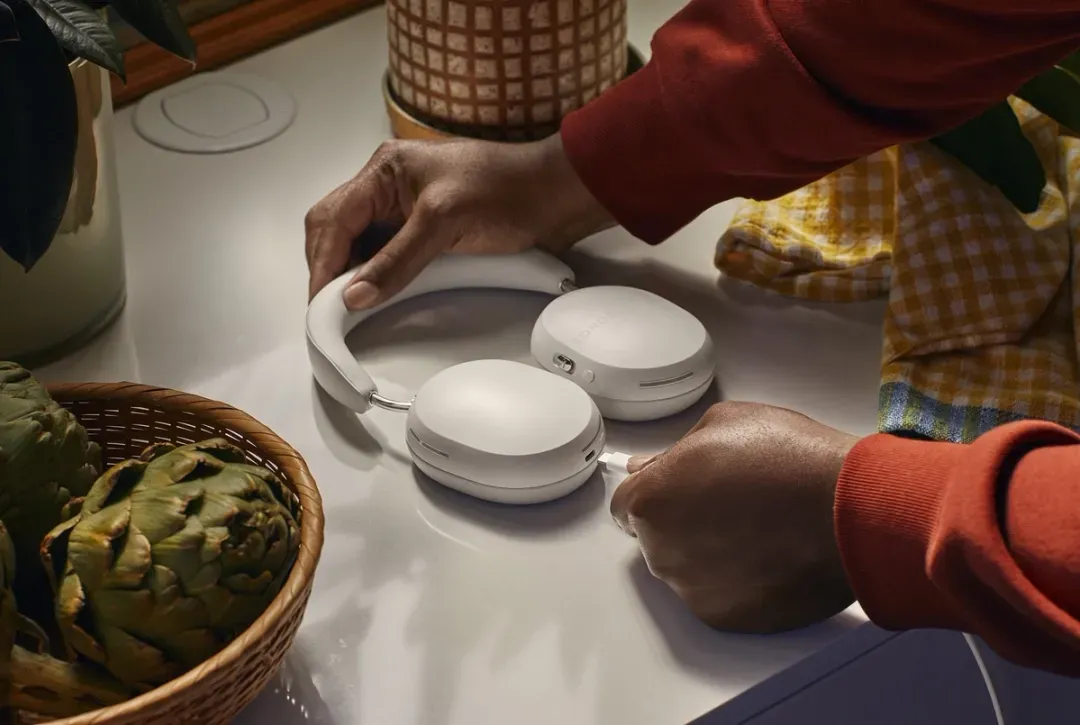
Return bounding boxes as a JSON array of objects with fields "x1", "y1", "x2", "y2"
[
  {"x1": 406, "y1": 359, "x2": 604, "y2": 504},
  {"x1": 531, "y1": 286, "x2": 715, "y2": 421}
]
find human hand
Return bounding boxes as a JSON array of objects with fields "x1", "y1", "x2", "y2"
[
  {"x1": 610, "y1": 402, "x2": 859, "y2": 633},
  {"x1": 305, "y1": 134, "x2": 614, "y2": 308}
]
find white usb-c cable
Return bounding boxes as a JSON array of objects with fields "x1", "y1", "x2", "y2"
[{"x1": 598, "y1": 451, "x2": 632, "y2": 477}]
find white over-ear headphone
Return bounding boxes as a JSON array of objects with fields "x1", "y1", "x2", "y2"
[{"x1": 307, "y1": 249, "x2": 714, "y2": 504}]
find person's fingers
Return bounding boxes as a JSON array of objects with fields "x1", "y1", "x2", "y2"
[
  {"x1": 626, "y1": 454, "x2": 659, "y2": 474},
  {"x1": 304, "y1": 177, "x2": 352, "y2": 267},
  {"x1": 609, "y1": 472, "x2": 641, "y2": 537},
  {"x1": 306, "y1": 177, "x2": 378, "y2": 301},
  {"x1": 610, "y1": 429, "x2": 710, "y2": 537},
  {"x1": 343, "y1": 201, "x2": 455, "y2": 309},
  {"x1": 307, "y1": 141, "x2": 411, "y2": 301},
  {"x1": 621, "y1": 406, "x2": 721, "y2": 477}
]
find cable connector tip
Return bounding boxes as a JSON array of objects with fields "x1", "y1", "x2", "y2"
[{"x1": 598, "y1": 451, "x2": 632, "y2": 475}]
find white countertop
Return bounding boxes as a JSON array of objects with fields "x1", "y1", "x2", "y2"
[{"x1": 38, "y1": 4, "x2": 887, "y2": 724}]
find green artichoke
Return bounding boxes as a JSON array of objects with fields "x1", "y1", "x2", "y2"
[
  {"x1": 10, "y1": 643, "x2": 132, "y2": 719},
  {"x1": 0, "y1": 363, "x2": 101, "y2": 628},
  {"x1": 42, "y1": 439, "x2": 300, "y2": 687},
  {"x1": 0, "y1": 517, "x2": 130, "y2": 721},
  {"x1": 0, "y1": 522, "x2": 16, "y2": 724}
]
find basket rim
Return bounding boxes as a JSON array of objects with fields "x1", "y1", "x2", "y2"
[{"x1": 41, "y1": 381, "x2": 325, "y2": 725}]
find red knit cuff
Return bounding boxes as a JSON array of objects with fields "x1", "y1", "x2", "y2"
[
  {"x1": 560, "y1": 61, "x2": 693, "y2": 245},
  {"x1": 835, "y1": 434, "x2": 967, "y2": 630}
]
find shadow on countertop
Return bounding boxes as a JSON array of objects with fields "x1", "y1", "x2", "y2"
[{"x1": 627, "y1": 557, "x2": 865, "y2": 687}]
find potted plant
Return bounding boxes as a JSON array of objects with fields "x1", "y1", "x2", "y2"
[
  {"x1": 0, "y1": 0, "x2": 195, "y2": 366},
  {"x1": 383, "y1": 0, "x2": 634, "y2": 141},
  {"x1": 929, "y1": 52, "x2": 1080, "y2": 213}
]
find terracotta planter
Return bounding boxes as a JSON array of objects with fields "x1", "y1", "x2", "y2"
[
  {"x1": 0, "y1": 61, "x2": 125, "y2": 367},
  {"x1": 386, "y1": 0, "x2": 628, "y2": 141}
]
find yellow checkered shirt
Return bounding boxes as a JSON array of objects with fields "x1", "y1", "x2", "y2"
[{"x1": 715, "y1": 99, "x2": 1080, "y2": 441}]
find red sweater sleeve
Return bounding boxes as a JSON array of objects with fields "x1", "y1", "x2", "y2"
[
  {"x1": 560, "y1": 0, "x2": 1080, "y2": 243},
  {"x1": 836, "y1": 423, "x2": 1080, "y2": 676}
]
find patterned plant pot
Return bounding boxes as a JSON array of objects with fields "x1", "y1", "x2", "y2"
[{"x1": 385, "y1": 0, "x2": 628, "y2": 141}]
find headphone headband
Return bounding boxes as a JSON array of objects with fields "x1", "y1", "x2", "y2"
[{"x1": 306, "y1": 249, "x2": 576, "y2": 414}]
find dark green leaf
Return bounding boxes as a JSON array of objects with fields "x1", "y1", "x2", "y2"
[
  {"x1": 27, "y1": 0, "x2": 124, "y2": 79},
  {"x1": 0, "y1": 0, "x2": 78, "y2": 271},
  {"x1": 0, "y1": 3, "x2": 18, "y2": 43},
  {"x1": 928, "y1": 102, "x2": 1045, "y2": 214},
  {"x1": 1016, "y1": 67, "x2": 1080, "y2": 135},
  {"x1": 110, "y1": 0, "x2": 195, "y2": 63},
  {"x1": 1057, "y1": 49, "x2": 1080, "y2": 81}
]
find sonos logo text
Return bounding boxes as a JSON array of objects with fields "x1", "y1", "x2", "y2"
[{"x1": 575, "y1": 312, "x2": 618, "y2": 341}]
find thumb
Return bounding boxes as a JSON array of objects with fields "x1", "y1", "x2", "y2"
[
  {"x1": 611, "y1": 452, "x2": 666, "y2": 532},
  {"x1": 609, "y1": 471, "x2": 641, "y2": 537},
  {"x1": 626, "y1": 454, "x2": 660, "y2": 474},
  {"x1": 343, "y1": 204, "x2": 454, "y2": 310}
]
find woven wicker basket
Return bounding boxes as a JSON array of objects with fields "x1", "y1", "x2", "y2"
[
  {"x1": 386, "y1": 0, "x2": 628, "y2": 141},
  {"x1": 27, "y1": 382, "x2": 324, "y2": 725}
]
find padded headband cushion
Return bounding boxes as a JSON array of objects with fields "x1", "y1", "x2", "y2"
[{"x1": 305, "y1": 249, "x2": 575, "y2": 414}]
